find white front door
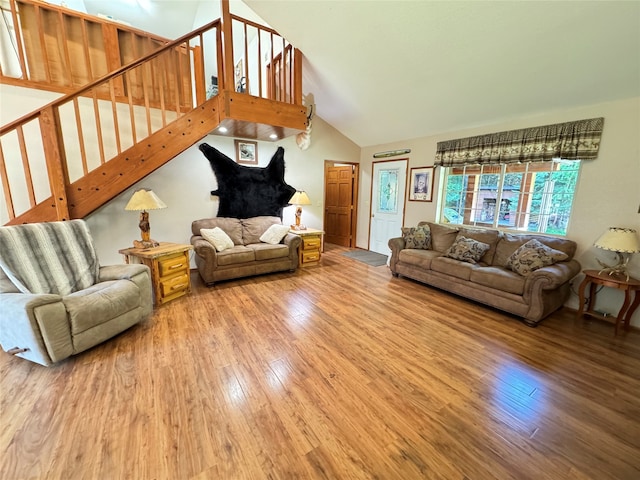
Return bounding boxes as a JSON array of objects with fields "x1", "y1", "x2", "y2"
[{"x1": 369, "y1": 159, "x2": 407, "y2": 255}]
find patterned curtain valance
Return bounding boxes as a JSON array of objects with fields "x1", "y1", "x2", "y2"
[{"x1": 434, "y1": 117, "x2": 604, "y2": 167}]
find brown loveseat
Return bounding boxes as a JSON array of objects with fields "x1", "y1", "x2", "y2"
[
  {"x1": 388, "y1": 222, "x2": 581, "y2": 326},
  {"x1": 191, "y1": 216, "x2": 301, "y2": 286}
]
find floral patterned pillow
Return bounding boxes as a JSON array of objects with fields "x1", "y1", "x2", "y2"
[
  {"x1": 506, "y1": 238, "x2": 569, "y2": 276},
  {"x1": 444, "y1": 236, "x2": 490, "y2": 264},
  {"x1": 401, "y1": 226, "x2": 431, "y2": 250}
]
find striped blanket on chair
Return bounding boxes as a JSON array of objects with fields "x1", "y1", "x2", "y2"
[{"x1": 0, "y1": 220, "x2": 100, "y2": 296}]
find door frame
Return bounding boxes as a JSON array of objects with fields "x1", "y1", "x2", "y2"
[
  {"x1": 368, "y1": 158, "x2": 409, "y2": 251},
  {"x1": 323, "y1": 160, "x2": 359, "y2": 248}
]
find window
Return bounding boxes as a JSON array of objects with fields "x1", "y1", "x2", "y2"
[{"x1": 439, "y1": 159, "x2": 581, "y2": 236}]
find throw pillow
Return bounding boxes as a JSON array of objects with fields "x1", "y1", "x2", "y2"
[
  {"x1": 506, "y1": 238, "x2": 568, "y2": 276},
  {"x1": 444, "y1": 235, "x2": 490, "y2": 264},
  {"x1": 260, "y1": 224, "x2": 291, "y2": 245},
  {"x1": 201, "y1": 227, "x2": 234, "y2": 252},
  {"x1": 401, "y1": 226, "x2": 431, "y2": 250}
]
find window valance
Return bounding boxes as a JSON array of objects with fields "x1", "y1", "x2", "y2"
[{"x1": 434, "y1": 117, "x2": 604, "y2": 167}]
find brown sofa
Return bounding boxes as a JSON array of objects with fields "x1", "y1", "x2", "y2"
[
  {"x1": 191, "y1": 216, "x2": 301, "y2": 286},
  {"x1": 388, "y1": 222, "x2": 581, "y2": 326}
]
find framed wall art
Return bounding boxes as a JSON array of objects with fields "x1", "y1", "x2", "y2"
[
  {"x1": 235, "y1": 140, "x2": 258, "y2": 165},
  {"x1": 409, "y1": 166, "x2": 434, "y2": 202}
]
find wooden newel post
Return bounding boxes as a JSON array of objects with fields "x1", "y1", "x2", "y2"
[
  {"x1": 39, "y1": 106, "x2": 70, "y2": 221},
  {"x1": 221, "y1": 0, "x2": 234, "y2": 94}
]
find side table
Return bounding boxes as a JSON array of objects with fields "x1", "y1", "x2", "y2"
[
  {"x1": 575, "y1": 269, "x2": 640, "y2": 335},
  {"x1": 119, "y1": 242, "x2": 193, "y2": 306},
  {"x1": 290, "y1": 228, "x2": 324, "y2": 266}
]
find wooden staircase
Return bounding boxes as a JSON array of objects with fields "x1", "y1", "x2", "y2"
[{"x1": 0, "y1": 0, "x2": 307, "y2": 226}]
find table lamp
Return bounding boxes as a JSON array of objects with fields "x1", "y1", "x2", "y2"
[
  {"x1": 594, "y1": 227, "x2": 640, "y2": 281},
  {"x1": 289, "y1": 190, "x2": 312, "y2": 230},
  {"x1": 125, "y1": 188, "x2": 167, "y2": 248}
]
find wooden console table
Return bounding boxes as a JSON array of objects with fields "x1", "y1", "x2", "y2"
[
  {"x1": 119, "y1": 242, "x2": 193, "y2": 306},
  {"x1": 576, "y1": 269, "x2": 640, "y2": 335}
]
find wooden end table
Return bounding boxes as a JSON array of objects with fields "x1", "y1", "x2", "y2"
[
  {"x1": 575, "y1": 269, "x2": 640, "y2": 335},
  {"x1": 119, "y1": 242, "x2": 193, "y2": 306},
  {"x1": 290, "y1": 228, "x2": 324, "y2": 266}
]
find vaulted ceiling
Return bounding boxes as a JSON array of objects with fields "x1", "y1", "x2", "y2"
[{"x1": 83, "y1": 1, "x2": 640, "y2": 148}]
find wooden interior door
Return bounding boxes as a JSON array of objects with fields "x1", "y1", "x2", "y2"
[{"x1": 324, "y1": 165, "x2": 355, "y2": 247}]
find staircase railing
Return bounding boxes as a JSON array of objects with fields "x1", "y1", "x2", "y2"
[
  {"x1": 1, "y1": 19, "x2": 223, "y2": 224},
  {"x1": 1, "y1": 7, "x2": 304, "y2": 225}
]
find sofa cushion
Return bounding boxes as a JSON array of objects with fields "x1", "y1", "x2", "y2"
[
  {"x1": 249, "y1": 243, "x2": 291, "y2": 261},
  {"x1": 398, "y1": 248, "x2": 441, "y2": 269},
  {"x1": 470, "y1": 266, "x2": 526, "y2": 295},
  {"x1": 260, "y1": 224, "x2": 291, "y2": 245},
  {"x1": 401, "y1": 226, "x2": 431, "y2": 249},
  {"x1": 201, "y1": 227, "x2": 234, "y2": 252},
  {"x1": 431, "y1": 256, "x2": 479, "y2": 281},
  {"x1": 494, "y1": 233, "x2": 576, "y2": 267},
  {"x1": 192, "y1": 217, "x2": 243, "y2": 245},
  {"x1": 444, "y1": 236, "x2": 490, "y2": 264},
  {"x1": 506, "y1": 239, "x2": 569, "y2": 276},
  {"x1": 216, "y1": 246, "x2": 255, "y2": 266},
  {"x1": 64, "y1": 280, "x2": 140, "y2": 335},
  {"x1": 424, "y1": 222, "x2": 459, "y2": 253},
  {"x1": 242, "y1": 216, "x2": 282, "y2": 245},
  {"x1": 459, "y1": 227, "x2": 500, "y2": 265}
]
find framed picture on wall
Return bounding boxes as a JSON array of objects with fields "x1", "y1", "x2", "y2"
[
  {"x1": 235, "y1": 140, "x2": 258, "y2": 165},
  {"x1": 409, "y1": 166, "x2": 434, "y2": 202}
]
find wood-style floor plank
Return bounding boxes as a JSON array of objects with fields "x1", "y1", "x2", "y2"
[{"x1": 1, "y1": 243, "x2": 639, "y2": 479}]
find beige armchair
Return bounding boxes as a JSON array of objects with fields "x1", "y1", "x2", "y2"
[{"x1": 0, "y1": 220, "x2": 153, "y2": 366}]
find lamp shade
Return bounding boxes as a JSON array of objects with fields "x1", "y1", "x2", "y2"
[
  {"x1": 125, "y1": 189, "x2": 167, "y2": 211},
  {"x1": 289, "y1": 191, "x2": 312, "y2": 206},
  {"x1": 594, "y1": 227, "x2": 640, "y2": 253}
]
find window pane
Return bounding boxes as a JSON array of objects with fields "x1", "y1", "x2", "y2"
[
  {"x1": 443, "y1": 173, "x2": 465, "y2": 224},
  {"x1": 439, "y1": 160, "x2": 580, "y2": 236}
]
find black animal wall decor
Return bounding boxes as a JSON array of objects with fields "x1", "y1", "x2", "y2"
[{"x1": 200, "y1": 143, "x2": 296, "y2": 219}]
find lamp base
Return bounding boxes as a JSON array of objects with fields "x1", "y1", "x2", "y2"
[
  {"x1": 290, "y1": 224, "x2": 307, "y2": 231},
  {"x1": 597, "y1": 252, "x2": 630, "y2": 281},
  {"x1": 133, "y1": 239, "x2": 160, "y2": 249}
]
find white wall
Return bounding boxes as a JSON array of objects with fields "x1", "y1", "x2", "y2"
[{"x1": 357, "y1": 96, "x2": 640, "y2": 327}]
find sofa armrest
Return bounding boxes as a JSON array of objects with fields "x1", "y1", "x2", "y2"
[
  {"x1": 99, "y1": 264, "x2": 148, "y2": 281},
  {"x1": 0, "y1": 293, "x2": 72, "y2": 366},
  {"x1": 191, "y1": 235, "x2": 218, "y2": 266},
  {"x1": 99, "y1": 264, "x2": 153, "y2": 317},
  {"x1": 523, "y1": 259, "x2": 581, "y2": 301},
  {"x1": 283, "y1": 233, "x2": 302, "y2": 268},
  {"x1": 388, "y1": 237, "x2": 406, "y2": 273}
]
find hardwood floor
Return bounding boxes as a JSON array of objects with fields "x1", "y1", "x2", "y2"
[{"x1": 1, "y1": 243, "x2": 639, "y2": 479}]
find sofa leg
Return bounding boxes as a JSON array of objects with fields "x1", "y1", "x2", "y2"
[
  {"x1": 205, "y1": 281, "x2": 215, "y2": 287},
  {"x1": 391, "y1": 272, "x2": 399, "y2": 278},
  {"x1": 523, "y1": 318, "x2": 539, "y2": 328}
]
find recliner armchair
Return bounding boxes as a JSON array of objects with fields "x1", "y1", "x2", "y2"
[{"x1": 0, "y1": 219, "x2": 153, "y2": 366}]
